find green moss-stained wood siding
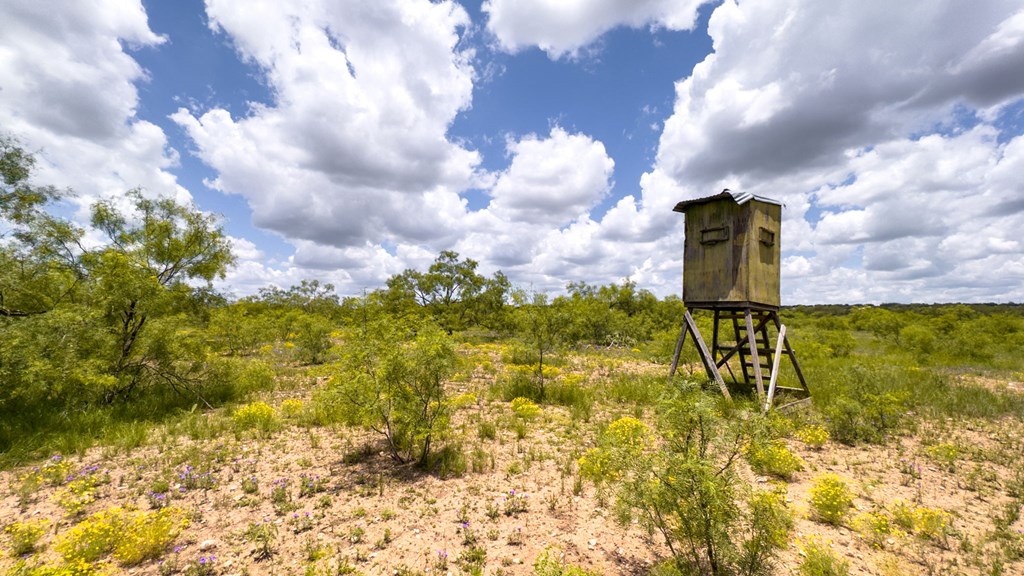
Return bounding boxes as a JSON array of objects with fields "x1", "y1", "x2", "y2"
[{"x1": 681, "y1": 199, "x2": 780, "y2": 308}]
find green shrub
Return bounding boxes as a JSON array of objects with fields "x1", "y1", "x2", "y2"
[
  {"x1": 923, "y1": 442, "x2": 960, "y2": 472},
  {"x1": 808, "y1": 473, "x2": 853, "y2": 526},
  {"x1": 244, "y1": 520, "x2": 277, "y2": 561},
  {"x1": 280, "y1": 398, "x2": 305, "y2": 420},
  {"x1": 586, "y1": 383, "x2": 791, "y2": 575},
  {"x1": 328, "y1": 319, "x2": 456, "y2": 465},
  {"x1": 738, "y1": 489, "x2": 795, "y2": 575},
  {"x1": 912, "y1": 506, "x2": 953, "y2": 545},
  {"x1": 234, "y1": 360, "x2": 275, "y2": 397},
  {"x1": 892, "y1": 501, "x2": 952, "y2": 546},
  {"x1": 293, "y1": 314, "x2": 334, "y2": 365},
  {"x1": 823, "y1": 391, "x2": 905, "y2": 445},
  {"x1": 578, "y1": 417, "x2": 652, "y2": 485},
  {"x1": 449, "y1": 392, "x2": 477, "y2": 409}
]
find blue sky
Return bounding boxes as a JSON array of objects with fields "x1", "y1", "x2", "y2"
[{"x1": 2, "y1": 0, "x2": 1024, "y2": 303}]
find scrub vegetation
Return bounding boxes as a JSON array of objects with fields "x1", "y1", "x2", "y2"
[{"x1": 3, "y1": 138, "x2": 1024, "y2": 575}]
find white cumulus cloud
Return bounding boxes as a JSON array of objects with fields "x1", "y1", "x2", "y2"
[
  {"x1": 0, "y1": 0, "x2": 188, "y2": 211},
  {"x1": 173, "y1": 0, "x2": 480, "y2": 255},
  {"x1": 483, "y1": 0, "x2": 709, "y2": 58}
]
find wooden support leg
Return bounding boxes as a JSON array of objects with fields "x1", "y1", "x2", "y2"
[
  {"x1": 668, "y1": 322, "x2": 688, "y2": 378},
  {"x1": 770, "y1": 312, "x2": 810, "y2": 396},
  {"x1": 763, "y1": 324, "x2": 787, "y2": 412},
  {"x1": 685, "y1": 310, "x2": 731, "y2": 401}
]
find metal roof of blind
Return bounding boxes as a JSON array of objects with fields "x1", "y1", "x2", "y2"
[{"x1": 672, "y1": 189, "x2": 783, "y2": 213}]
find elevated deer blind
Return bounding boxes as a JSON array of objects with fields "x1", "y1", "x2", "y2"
[{"x1": 668, "y1": 190, "x2": 810, "y2": 410}]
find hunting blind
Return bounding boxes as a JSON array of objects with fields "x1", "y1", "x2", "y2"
[{"x1": 668, "y1": 189, "x2": 810, "y2": 410}]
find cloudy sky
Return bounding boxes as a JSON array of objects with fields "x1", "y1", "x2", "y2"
[{"x1": 2, "y1": 0, "x2": 1024, "y2": 304}]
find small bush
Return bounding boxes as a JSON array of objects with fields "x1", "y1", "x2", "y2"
[
  {"x1": 795, "y1": 424, "x2": 830, "y2": 450},
  {"x1": 449, "y1": 392, "x2": 478, "y2": 409},
  {"x1": 578, "y1": 417, "x2": 652, "y2": 485},
  {"x1": 738, "y1": 489, "x2": 795, "y2": 575},
  {"x1": 912, "y1": 507, "x2": 953, "y2": 544},
  {"x1": 746, "y1": 440, "x2": 804, "y2": 481},
  {"x1": 892, "y1": 501, "x2": 952, "y2": 546},
  {"x1": 798, "y1": 538, "x2": 850, "y2": 576},
  {"x1": 477, "y1": 420, "x2": 497, "y2": 440},
  {"x1": 852, "y1": 510, "x2": 899, "y2": 548},
  {"x1": 577, "y1": 447, "x2": 616, "y2": 484},
  {"x1": 808, "y1": 474, "x2": 853, "y2": 526},
  {"x1": 280, "y1": 399, "x2": 305, "y2": 420},
  {"x1": 234, "y1": 360, "x2": 276, "y2": 397},
  {"x1": 232, "y1": 401, "x2": 280, "y2": 436},
  {"x1": 244, "y1": 520, "x2": 277, "y2": 561},
  {"x1": 923, "y1": 442, "x2": 960, "y2": 472},
  {"x1": 5, "y1": 519, "x2": 49, "y2": 556},
  {"x1": 510, "y1": 397, "x2": 541, "y2": 420}
]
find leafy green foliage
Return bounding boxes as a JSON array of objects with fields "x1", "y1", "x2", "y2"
[
  {"x1": 580, "y1": 384, "x2": 790, "y2": 575},
  {"x1": 0, "y1": 141, "x2": 246, "y2": 457},
  {"x1": 738, "y1": 490, "x2": 795, "y2": 576},
  {"x1": 290, "y1": 312, "x2": 334, "y2": 365},
  {"x1": 511, "y1": 291, "x2": 570, "y2": 400},
  {"x1": 326, "y1": 318, "x2": 457, "y2": 465},
  {"x1": 384, "y1": 251, "x2": 509, "y2": 332}
]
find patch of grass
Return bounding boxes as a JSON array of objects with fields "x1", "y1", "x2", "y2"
[
  {"x1": 532, "y1": 549, "x2": 601, "y2": 575},
  {"x1": 604, "y1": 373, "x2": 665, "y2": 405},
  {"x1": 477, "y1": 420, "x2": 497, "y2": 440},
  {"x1": 430, "y1": 444, "x2": 467, "y2": 479},
  {"x1": 545, "y1": 380, "x2": 594, "y2": 422}
]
